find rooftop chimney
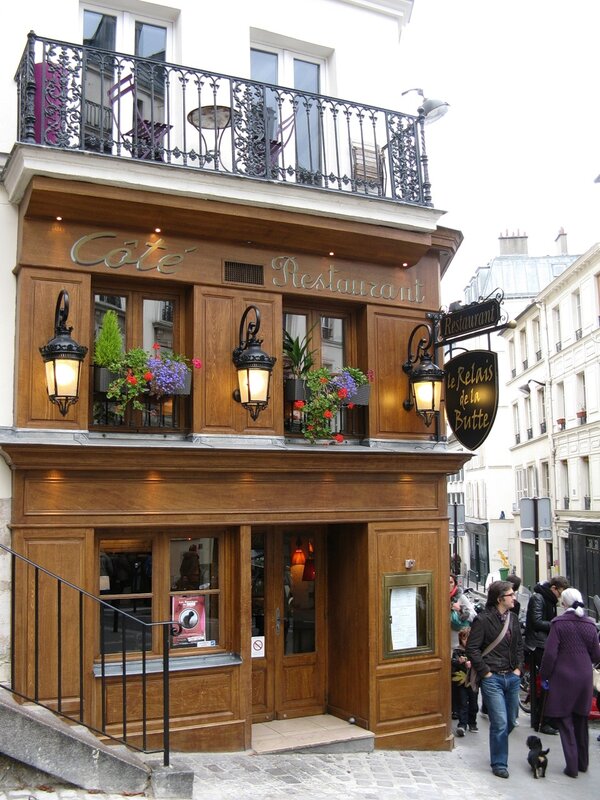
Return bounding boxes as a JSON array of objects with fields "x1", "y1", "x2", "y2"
[
  {"x1": 498, "y1": 229, "x2": 528, "y2": 255},
  {"x1": 555, "y1": 227, "x2": 568, "y2": 255}
]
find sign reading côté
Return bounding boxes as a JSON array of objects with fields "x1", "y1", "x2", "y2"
[{"x1": 444, "y1": 350, "x2": 499, "y2": 450}]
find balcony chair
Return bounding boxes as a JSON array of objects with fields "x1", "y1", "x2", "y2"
[{"x1": 107, "y1": 73, "x2": 172, "y2": 162}]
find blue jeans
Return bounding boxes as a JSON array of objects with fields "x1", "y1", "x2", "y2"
[{"x1": 479, "y1": 672, "x2": 520, "y2": 770}]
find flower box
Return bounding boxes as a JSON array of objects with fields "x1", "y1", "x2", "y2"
[
  {"x1": 171, "y1": 370, "x2": 192, "y2": 396},
  {"x1": 284, "y1": 377, "x2": 307, "y2": 402},
  {"x1": 94, "y1": 366, "x2": 120, "y2": 393},
  {"x1": 343, "y1": 384, "x2": 371, "y2": 406}
]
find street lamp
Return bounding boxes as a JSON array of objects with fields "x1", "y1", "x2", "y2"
[
  {"x1": 39, "y1": 289, "x2": 88, "y2": 416},
  {"x1": 401, "y1": 88, "x2": 450, "y2": 123},
  {"x1": 403, "y1": 323, "x2": 444, "y2": 427},
  {"x1": 232, "y1": 305, "x2": 276, "y2": 421}
]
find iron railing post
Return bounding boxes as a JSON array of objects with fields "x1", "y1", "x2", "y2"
[{"x1": 162, "y1": 624, "x2": 170, "y2": 767}]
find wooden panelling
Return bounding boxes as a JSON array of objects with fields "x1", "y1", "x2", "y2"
[
  {"x1": 18, "y1": 473, "x2": 440, "y2": 525},
  {"x1": 377, "y1": 669, "x2": 442, "y2": 721},
  {"x1": 327, "y1": 523, "x2": 370, "y2": 725},
  {"x1": 20, "y1": 177, "x2": 462, "y2": 271},
  {"x1": 104, "y1": 668, "x2": 237, "y2": 724},
  {"x1": 200, "y1": 293, "x2": 237, "y2": 431},
  {"x1": 281, "y1": 663, "x2": 316, "y2": 704},
  {"x1": 16, "y1": 270, "x2": 91, "y2": 429},
  {"x1": 370, "y1": 308, "x2": 444, "y2": 438},
  {"x1": 11, "y1": 528, "x2": 93, "y2": 703}
]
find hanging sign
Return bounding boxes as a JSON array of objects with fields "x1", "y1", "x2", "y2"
[
  {"x1": 438, "y1": 296, "x2": 502, "y2": 343},
  {"x1": 445, "y1": 350, "x2": 499, "y2": 450}
]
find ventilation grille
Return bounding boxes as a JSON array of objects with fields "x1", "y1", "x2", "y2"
[{"x1": 223, "y1": 261, "x2": 264, "y2": 286}]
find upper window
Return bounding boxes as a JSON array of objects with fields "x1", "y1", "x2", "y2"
[{"x1": 92, "y1": 285, "x2": 190, "y2": 431}]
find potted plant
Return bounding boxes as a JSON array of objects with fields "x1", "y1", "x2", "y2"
[
  {"x1": 293, "y1": 365, "x2": 374, "y2": 443},
  {"x1": 576, "y1": 407, "x2": 587, "y2": 423},
  {"x1": 557, "y1": 417, "x2": 566, "y2": 430},
  {"x1": 283, "y1": 327, "x2": 316, "y2": 401},
  {"x1": 94, "y1": 309, "x2": 124, "y2": 391},
  {"x1": 497, "y1": 549, "x2": 510, "y2": 580}
]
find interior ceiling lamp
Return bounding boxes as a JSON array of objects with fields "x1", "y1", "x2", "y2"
[
  {"x1": 291, "y1": 538, "x2": 306, "y2": 567},
  {"x1": 39, "y1": 289, "x2": 88, "y2": 416},
  {"x1": 402, "y1": 323, "x2": 444, "y2": 427},
  {"x1": 232, "y1": 305, "x2": 276, "y2": 421},
  {"x1": 519, "y1": 379, "x2": 546, "y2": 395},
  {"x1": 401, "y1": 88, "x2": 449, "y2": 124}
]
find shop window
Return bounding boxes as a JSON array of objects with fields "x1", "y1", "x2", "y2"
[
  {"x1": 92, "y1": 286, "x2": 190, "y2": 431},
  {"x1": 99, "y1": 538, "x2": 153, "y2": 654},
  {"x1": 170, "y1": 537, "x2": 220, "y2": 650}
]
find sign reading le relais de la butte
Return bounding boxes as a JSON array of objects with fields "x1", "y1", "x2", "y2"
[{"x1": 439, "y1": 295, "x2": 504, "y2": 450}]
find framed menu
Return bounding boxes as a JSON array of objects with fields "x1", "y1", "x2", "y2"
[{"x1": 383, "y1": 572, "x2": 433, "y2": 658}]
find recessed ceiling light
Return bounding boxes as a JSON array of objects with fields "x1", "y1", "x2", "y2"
[
  {"x1": 329, "y1": 251, "x2": 335, "y2": 256},
  {"x1": 402, "y1": 262, "x2": 409, "y2": 267},
  {"x1": 56, "y1": 216, "x2": 63, "y2": 221},
  {"x1": 154, "y1": 227, "x2": 161, "y2": 233}
]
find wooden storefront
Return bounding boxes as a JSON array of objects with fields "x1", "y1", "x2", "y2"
[{"x1": 2, "y1": 175, "x2": 467, "y2": 753}]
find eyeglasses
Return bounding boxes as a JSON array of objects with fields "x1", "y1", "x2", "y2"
[{"x1": 502, "y1": 592, "x2": 515, "y2": 598}]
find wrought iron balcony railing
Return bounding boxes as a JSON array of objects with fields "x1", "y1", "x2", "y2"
[{"x1": 16, "y1": 33, "x2": 434, "y2": 207}]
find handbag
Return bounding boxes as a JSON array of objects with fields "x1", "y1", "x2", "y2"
[
  {"x1": 467, "y1": 613, "x2": 512, "y2": 692},
  {"x1": 593, "y1": 664, "x2": 600, "y2": 693}
]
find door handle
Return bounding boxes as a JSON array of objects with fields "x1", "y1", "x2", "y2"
[{"x1": 275, "y1": 607, "x2": 281, "y2": 636}]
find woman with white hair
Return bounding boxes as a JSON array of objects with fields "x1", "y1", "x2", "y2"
[{"x1": 540, "y1": 587, "x2": 600, "y2": 777}]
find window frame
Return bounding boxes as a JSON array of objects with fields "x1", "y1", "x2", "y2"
[
  {"x1": 96, "y1": 528, "x2": 230, "y2": 661},
  {"x1": 91, "y1": 281, "x2": 190, "y2": 432}
]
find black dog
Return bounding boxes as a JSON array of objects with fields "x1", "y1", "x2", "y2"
[{"x1": 526, "y1": 735, "x2": 549, "y2": 778}]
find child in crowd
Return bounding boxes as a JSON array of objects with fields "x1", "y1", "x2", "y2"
[{"x1": 451, "y1": 626, "x2": 479, "y2": 736}]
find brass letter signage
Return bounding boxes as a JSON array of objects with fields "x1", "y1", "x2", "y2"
[{"x1": 444, "y1": 350, "x2": 499, "y2": 450}]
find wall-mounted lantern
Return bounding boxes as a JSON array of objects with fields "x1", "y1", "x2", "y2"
[
  {"x1": 232, "y1": 305, "x2": 276, "y2": 421},
  {"x1": 402, "y1": 323, "x2": 444, "y2": 427},
  {"x1": 39, "y1": 290, "x2": 88, "y2": 416}
]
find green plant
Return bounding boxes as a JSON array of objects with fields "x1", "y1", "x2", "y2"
[
  {"x1": 283, "y1": 326, "x2": 317, "y2": 378},
  {"x1": 294, "y1": 366, "x2": 374, "y2": 443},
  {"x1": 94, "y1": 310, "x2": 124, "y2": 368}
]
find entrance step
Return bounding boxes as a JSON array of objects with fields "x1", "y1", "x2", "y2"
[{"x1": 251, "y1": 714, "x2": 374, "y2": 754}]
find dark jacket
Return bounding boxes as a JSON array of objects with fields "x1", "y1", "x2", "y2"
[
  {"x1": 466, "y1": 606, "x2": 524, "y2": 680},
  {"x1": 540, "y1": 611, "x2": 600, "y2": 717},
  {"x1": 524, "y1": 582, "x2": 558, "y2": 650}
]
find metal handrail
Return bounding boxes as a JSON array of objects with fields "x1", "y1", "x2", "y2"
[
  {"x1": 15, "y1": 32, "x2": 433, "y2": 206},
  {"x1": 0, "y1": 541, "x2": 172, "y2": 767}
]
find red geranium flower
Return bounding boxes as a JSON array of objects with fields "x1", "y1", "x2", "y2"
[
  {"x1": 294, "y1": 400, "x2": 305, "y2": 409},
  {"x1": 319, "y1": 377, "x2": 329, "y2": 384},
  {"x1": 337, "y1": 388, "x2": 348, "y2": 399},
  {"x1": 143, "y1": 371, "x2": 153, "y2": 382},
  {"x1": 323, "y1": 409, "x2": 333, "y2": 419},
  {"x1": 126, "y1": 372, "x2": 137, "y2": 386},
  {"x1": 333, "y1": 433, "x2": 344, "y2": 443},
  {"x1": 152, "y1": 342, "x2": 161, "y2": 351},
  {"x1": 192, "y1": 358, "x2": 203, "y2": 369},
  {"x1": 347, "y1": 402, "x2": 355, "y2": 409}
]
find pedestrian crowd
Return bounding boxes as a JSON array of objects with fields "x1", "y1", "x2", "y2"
[{"x1": 449, "y1": 571, "x2": 600, "y2": 780}]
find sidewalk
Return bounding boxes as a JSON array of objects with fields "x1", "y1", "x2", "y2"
[{"x1": 1, "y1": 714, "x2": 599, "y2": 800}]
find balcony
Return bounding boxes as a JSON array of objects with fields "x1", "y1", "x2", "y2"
[
  {"x1": 585, "y1": 495, "x2": 591, "y2": 510},
  {"x1": 16, "y1": 34, "x2": 435, "y2": 208}
]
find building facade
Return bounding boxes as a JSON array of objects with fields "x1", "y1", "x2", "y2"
[
  {"x1": 503, "y1": 243, "x2": 600, "y2": 600},
  {"x1": 0, "y1": 0, "x2": 467, "y2": 757},
  {"x1": 447, "y1": 231, "x2": 578, "y2": 586}
]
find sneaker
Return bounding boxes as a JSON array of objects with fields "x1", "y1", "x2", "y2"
[
  {"x1": 492, "y1": 768, "x2": 509, "y2": 779},
  {"x1": 513, "y1": 719, "x2": 520, "y2": 726},
  {"x1": 455, "y1": 726, "x2": 466, "y2": 737},
  {"x1": 468, "y1": 723, "x2": 478, "y2": 732}
]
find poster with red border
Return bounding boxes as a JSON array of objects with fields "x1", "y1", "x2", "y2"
[{"x1": 171, "y1": 595, "x2": 206, "y2": 647}]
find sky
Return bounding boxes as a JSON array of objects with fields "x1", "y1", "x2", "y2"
[{"x1": 397, "y1": 0, "x2": 600, "y2": 305}]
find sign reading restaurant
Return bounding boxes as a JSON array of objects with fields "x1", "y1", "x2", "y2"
[{"x1": 438, "y1": 297, "x2": 501, "y2": 343}]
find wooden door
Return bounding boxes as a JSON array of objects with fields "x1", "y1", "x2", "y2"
[{"x1": 251, "y1": 527, "x2": 326, "y2": 721}]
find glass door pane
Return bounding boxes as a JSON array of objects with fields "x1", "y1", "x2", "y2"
[{"x1": 284, "y1": 533, "x2": 315, "y2": 655}]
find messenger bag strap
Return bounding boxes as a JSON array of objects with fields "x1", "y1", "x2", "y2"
[{"x1": 482, "y1": 613, "x2": 511, "y2": 657}]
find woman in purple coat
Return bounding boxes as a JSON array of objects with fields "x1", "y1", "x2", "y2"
[{"x1": 540, "y1": 587, "x2": 600, "y2": 777}]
